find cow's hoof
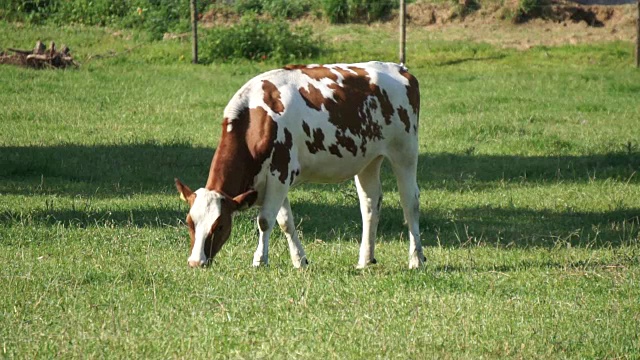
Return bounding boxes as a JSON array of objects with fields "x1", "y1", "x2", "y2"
[
  {"x1": 293, "y1": 257, "x2": 309, "y2": 269},
  {"x1": 252, "y1": 258, "x2": 268, "y2": 267},
  {"x1": 356, "y1": 258, "x2": 377, "y2": 269},
  {"x1": 408, "y1": 256, "x2": 425, "y2": 269}
]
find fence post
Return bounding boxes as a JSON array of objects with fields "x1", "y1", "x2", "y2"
[
  {"x1": 399, "y1": 0, "x2": 406, "y2": 65},
  {"x1": 190, "y1": 0, "x2": 198, "y2": 64},
  {"x1": 636, "y1": 0, "x2": 639, "y2": 68}
]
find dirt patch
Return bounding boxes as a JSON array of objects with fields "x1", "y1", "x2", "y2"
[
  {"x1": 406, "y1": 0, "x2": 635, "y2": 26},
  {"x1": 200, "y1": 5, "x2": 241, "y2": 28},
  {"x1": 405, "y1": 0, "x2": 637, "y2": 48}
]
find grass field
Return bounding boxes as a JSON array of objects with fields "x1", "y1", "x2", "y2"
[{"x1": 1, "y1": 20, "x2": 639, "y2": 358}]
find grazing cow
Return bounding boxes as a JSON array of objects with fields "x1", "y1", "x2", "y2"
[{"x1": 175, "y1": 61, "x2": 425, "y2": 269}]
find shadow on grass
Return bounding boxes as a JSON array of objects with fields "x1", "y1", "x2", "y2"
[
  {"x1": 1, "y1": 200, "x2": 637, "y2": 249},
  {"x1": 1, "y1": 143, "x2": 637, "y2": 196},
  {"x1": 293, "y1": 202, "x2": 639, "y2": 248},
  {"x1": 0, "y1": 142, "x2": 214, "y2": 197},
  {"x1": 1, "y1": 143, "x2": 638, "y2": 247}
]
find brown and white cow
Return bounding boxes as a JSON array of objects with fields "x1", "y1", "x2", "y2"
[{"x1": 175, "y1": 61, "x2": 425, "y2": 269}]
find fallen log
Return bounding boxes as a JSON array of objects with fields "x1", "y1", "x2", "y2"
[
  {"x1": 7, "y1": 48, "x2": 34, "y2": 55},
  {"x1": 0, "y1": 40, "x2": 77, "y2": 69}
]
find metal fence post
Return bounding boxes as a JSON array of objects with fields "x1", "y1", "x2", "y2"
[
  {"x1": 190, "y1": 0, "x2": 198, "y2": 64},
  {"x1": 399, "y1": 0, "x2": 406, "y2": 65}
]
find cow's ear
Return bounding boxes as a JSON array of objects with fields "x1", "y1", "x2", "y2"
[
  {"x1": 231, "y1": 189, "x2": 257, "y2": 211},
  {"x1": 175, "y1": 178, "x2": 194, "y2": 203}
]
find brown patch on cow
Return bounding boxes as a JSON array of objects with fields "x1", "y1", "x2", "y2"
[
  {"x1": 262, "y1": 80, "x2": 285, "y2": 114},
  {"x1": 328, "y1": 144, "x2": 343, "y2": 158},
  {"x1": 335, "y1": 132, "x2": 358, "y2": 156},
  {"x1": 347, "y1": 66, "x2": 369, "y2": 77},
  {"x1": 186, "y1": 214, "x2": 196, "y2": 252},
  {"x1": 299, "y1": 83, "x2": 324, "y2": 111},
  {"x1": 293, "y1": 66, "x2": 339, "y2": 82},
  {"x1": 400, "y1": 69, "x2": 420, "y2": 116},
  {"x1": 331, "y1": 66, "x2": 355, "y2": 80},
  {"x1": 303, "y1": 67, "x2": 338, "y2": 82},
  {"x1": 206, "y1": 203, "x2": 233, "y2": 258},
  {"x1": 206, "y1": 107, "x2": 276, "y2": 196},
  {"x1": 397, "y1": 106, "x2": 411, "y2": 133},
  {"x1": 302, "y1": 120, "x2": 311, "y2": 137},
  {"x1": 247, "y1": 107, "x2": 277, "y2": 161},
  {"x1": 271, "y1": 127, "x2": 293, "y2": 184},
  {"x1": 322, "y1": 67, "x2": 385, "y2": 157},
  {"x1": 283, "y1": 64, "x2": 308, "y2": 71},
  {"x1": 305, "y1": 127, "x2": 326, "y2": 154},
  {"x1": 373, "y1": 86, "x2": 394, "y2": 125}
]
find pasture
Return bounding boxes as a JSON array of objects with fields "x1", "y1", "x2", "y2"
[{"x1": 1, "y1": 20, "x2": 639, "y2": 358}]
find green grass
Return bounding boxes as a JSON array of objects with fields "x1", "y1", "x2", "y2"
[{"x1": 1, "y1": 21, "x2": 639, "y2": 358}]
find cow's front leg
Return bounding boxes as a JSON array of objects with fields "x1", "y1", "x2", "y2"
[
  {"x1": 253, "y1": 214, "x2": 274, "y2": 267},
  {"x1": 253, "y1": 179, "x2": 289, "y2": 267},
  {"x1": 277, "y1": 197, "x2": 308, "y2": 268}
]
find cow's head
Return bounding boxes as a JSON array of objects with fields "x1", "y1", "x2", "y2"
[{"x1": 175, "y1": 178, "x2": 257, "y2": 268}]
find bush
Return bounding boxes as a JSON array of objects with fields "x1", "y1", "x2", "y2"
[
  {"x1": 353, "y1": 0, "x2": 396, "y2": 22},
  {"x1": 233, "y1": 0, "x2": 264, "y2": 14},
  {"x1": 0, "y1": 0, "x2": 207, "y2": 40},
  {"x1": 233, "y1": 0, "x2": 315, "y2": 19},
  {"x1": 322, "y1": 0, "x2": 397, "y2": 24},
  {"x1": 202, "y1": 14, "x2": 322, "y2": 62},
  {"x1": 450, "y1": 0, "x2": 480, "y2": 19},
  {"x1": 514, "y1": 0, "x2": 547, "y2": 22},
  {"x1": 262, "y1": 0, "x2": 314, "y2": 19},
  {"x1": 519, "y1": 0, "x2": 543, "y2": 15},
  {"x1": 322, "y1": 0, "x2": 349, "y2": 23}
]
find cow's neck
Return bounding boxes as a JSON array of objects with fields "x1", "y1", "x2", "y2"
[
  {"x1": 205, "y1": 136, "x2": 253, "y2": 197},
  {"x1": 205, "y1": 107, "x2": 275, "y2": 197}
]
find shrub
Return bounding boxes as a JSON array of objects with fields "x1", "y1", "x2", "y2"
[
  {"x1": 514, "y1": 0, "x2": 547, "y2": 22},
  {"x1": 233, "y1": 0, "x2": 315, "y2": 19},
  {"x1": 519, "y1": 0, "x2": 543, "y2": 15},
  {"x1": 0, "y1": 0, "x2": 207, "y2": 40},
  {"x1": 233, "y1": 0, "x2": 264, "y2": 14},
  {"x1": 450, "y1": 0, "x2": 480, "y2": 19},
  {"x1": 261, "y1": 0, "x2": 314, "y2": 19},
  {"x1": 353, "y1": 0, "x2": 396, "y2": 22},
  {"x1": 202, "y1": 14, "x2": 322, "y2": 62},
  {"x1": 322, "y1": 0, "x2": 349, "y2": 23},
  {"x1": 322, "y1": 0, "x2": 397, "y2": 24}
]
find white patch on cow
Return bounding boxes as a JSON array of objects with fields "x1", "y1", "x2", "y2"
[
  {"x1": 226, "y1": 123, "x2": 233, "y2": 133},
  {"x1": 223, "y1": 79, "x2": 255, "y2": 121},
  {"x1": 187, "y1": 189, "x2": 224, "y2": 265}
]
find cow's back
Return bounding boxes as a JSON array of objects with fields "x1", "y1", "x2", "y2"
[{"x1": 222, "y1": 61, "x2": 420, "y2": 186}]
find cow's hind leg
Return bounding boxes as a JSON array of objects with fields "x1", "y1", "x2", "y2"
[
  {"x1": 390, "y1": 154, "x2": 425, "y2": 269},
  {"x1": 276, "y1": 197, "x2": 308, "y2": 268},
  {"x1": 355, "y1": 156, "x2": 384, "y2": 269}
]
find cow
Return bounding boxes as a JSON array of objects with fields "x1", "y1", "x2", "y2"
[{"x1": 175, "y1": 61, "x2": 425, "y2": 269}]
